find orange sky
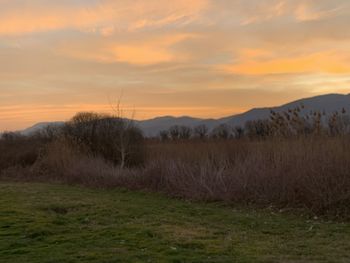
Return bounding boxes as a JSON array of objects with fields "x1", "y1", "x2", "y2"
[{"x1": 1, "y1": 0, "x2": 350, "y2": 131}]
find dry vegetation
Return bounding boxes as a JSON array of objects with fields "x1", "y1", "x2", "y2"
[{"x1": 1, "y1": 109, "x2": 350, "y2": 218}]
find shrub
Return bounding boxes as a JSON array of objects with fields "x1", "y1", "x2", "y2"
[
  {"x1": 2, "y1": 110, "x2": 350, "y2": 218},
  {"x1": 0, "y1": 132, "x2": 48, "y2": 172},
  {"x1": 63, "y1": 112, "x2": 145, "y2": 168}
]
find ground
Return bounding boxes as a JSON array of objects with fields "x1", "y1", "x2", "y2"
[{"x1": 0, "y1": 182, "x2": 349, "y2": 263}]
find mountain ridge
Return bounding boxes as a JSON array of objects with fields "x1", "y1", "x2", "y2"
[{"x1": 18, "y1": 93, "x2": 350, "y2": 137}]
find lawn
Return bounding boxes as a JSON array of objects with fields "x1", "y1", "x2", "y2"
[{"x1": 0, "y1": 182, "x2": 349, "y2": 263}]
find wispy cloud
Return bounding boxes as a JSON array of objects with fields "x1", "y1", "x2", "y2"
[
  {"x1": 0, "y1": 0, "x2": 209, "y2": 36},
  {"x1": 1, "y1": 0, "x2": 350, "y2": 130},
  {"x1": 222, "y1": 50, "x2": 350, "y2": 75},
  {"x1": 58, "y1": 33, "x2": 196, "y2": 65}
]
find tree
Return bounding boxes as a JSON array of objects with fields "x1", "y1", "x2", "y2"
[
  {"x1": 0, "y1": 131, "x2": 22, "y2": 141},
  {"x1": 179, "y1": 126, "x2": 192, "y2": 140},
  {"x1": 33, "y1": 124, "x2": 63, "y2": 141},
  {"x1": 110, "y1": 98, "x2": 144, "y2": 169},
  {"x1": 233, "y1": 126, "x2": 244, "y2": 139},
  {"x1": 194, "y1": 124, "x2": 208, "y2": 139},
  {"x1": 211, "y1": 124, "x2": 232, "y2": 139},
  {"x1": 159, "y1": 130, "x2": 169, "y2": 141},
  {"x1": 169, "y1": 125, "x2": 180, "y2": 140},
  {"x1": 63, "y1": 112, "x2": 144, "y2": 169}
]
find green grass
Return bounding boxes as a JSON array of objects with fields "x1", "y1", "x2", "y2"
[{"x1": 0, "y1": 182, "x2": 349, "y2": 263}]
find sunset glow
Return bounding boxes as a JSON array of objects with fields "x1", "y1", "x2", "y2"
[{"x1": 1, "y1": 0, "x2": 350, "y2": 130}]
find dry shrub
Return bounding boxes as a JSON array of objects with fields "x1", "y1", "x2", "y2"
[
  {"x1": 124, "y1": 138, "x2": 350, "y2": 217},
  {"x1": 29, "y1": 140, "x2": 124, "y2": 188},
  {"x1": 0, "y1": 134, "x2": 47, "y2": 172},
  {"x1": 1, "y1": 133, "x2": 349, "y2": 218},
  {"x1": 63, "y1": 112, "x2": 145, "y2": 168}
]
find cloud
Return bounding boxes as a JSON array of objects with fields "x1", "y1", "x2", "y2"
[
  {"x1": 0, "y1": 0, "x2": 209, "y2": 36},
  {"x1": 208, "y1": 0, "x2": 349, "y2": 25},
  {"x1": 111, "y1": 34, "x2": 194, "y2": 65},
  {"x1": 294, "y1": 0, "x2": 348, "y2": 21},
  {"x1": 58, "y1": 33, "x2": 195, "y2": 65},
  {"x1": 222, "y1": 51, "x2": 350, "y2": 75},
  {"x1": 0, "y1": 1, "x2": 102, "y2": 35},
  {"x1": 1, "y1": 0, "x2": 350, "y2": 131}
]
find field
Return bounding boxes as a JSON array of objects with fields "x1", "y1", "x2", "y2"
[{"x1": 1, "y1": 182, "x2": 350, "y2": 263}]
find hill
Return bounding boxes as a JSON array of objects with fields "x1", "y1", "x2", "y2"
[
  {"x1": 139, "y1": 93, "x2": 350, "y2": 136},
  {"x1": 18, "y1": 93, "x2": 350, "y2": 137},
  {"x1": 221, "y1": 93, "x2": 350, "y2": 127},
  {"x1": 21, "y1": 122, "x2": 65, "y2": 136}
]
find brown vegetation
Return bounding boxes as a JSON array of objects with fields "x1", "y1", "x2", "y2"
[{"x1": 1, "y1": 109, "x2": 350, "y2": 218}]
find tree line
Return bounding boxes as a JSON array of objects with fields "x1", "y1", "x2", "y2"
[
  {"x1": 1, "y1": 112, "x2": 144, "y2": 169},
  {"x1": 158, "y1": 107, "x2": 350, "y2": 141}
]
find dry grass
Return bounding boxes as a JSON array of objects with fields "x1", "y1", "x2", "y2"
[
  {"x1": 122, "y1": 138, "x2": 350, "y2": 217},
  {"x1": 1, "y1": 136, "x2": 350, "y2": 218}
]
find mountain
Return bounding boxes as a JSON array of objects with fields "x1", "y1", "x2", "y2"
[
  {"x1": 222, "y1": 93, "x2": 350, "y2": 127},
  {"x1": 18, "y1": 93, "x2": 350, "y2": 137},
  {"x1": 136, "y1": 116, "x2": 219, "y2": 137},
  {"x1": 21, "y1": 122, "x2": 65, "y2": 136},
  {"x1": 139, "y1": 93, "x2": 350, "y2": 136}
]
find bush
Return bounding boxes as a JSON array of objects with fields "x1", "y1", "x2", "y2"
[
  {"x1": 29, "y1": 140, "x2": 122, "y2": 187},
  {"x1": 139, "y1": 138, "x2": 350, "y2": 217},
  {"x1": 63, "y1": 112, "x2": 145, "y2": 168},
  {"x1": 1, "y1": 111, "x2": 350, "y2": 218},
  {"x1": 0, "y1": 132, "x2": 48, "y2": 172}
]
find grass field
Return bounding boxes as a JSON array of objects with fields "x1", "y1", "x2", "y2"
[{"x1": 0, "y1": 182, "x2": 349, "y2": 263}]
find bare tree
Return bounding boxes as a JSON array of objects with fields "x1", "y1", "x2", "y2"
[
  {"x1": 179, "y1": 126, "x2": 192, "y2": 140},
  {"x1": 159, "y1": 130, "x2": 169, "y2": 141},
  {"x1": 1, "y1": 131, "x2": 23, "y2": 141},
  {"x1": 194, "y1": 124, "x2": 208, "y2": 139},
  {"x1": 211, "y1": 124, "x2": 232, "y2": 139},
  {"x1": 37, "y1": 125, "x2": 63, "y2": 141},
  {"x1": 64, "y1": 111, "x2": 144, "y2": 169},
  {"x1": 233, "y1": 126, "x2": 244, "y2": 139},
  {"x1": 110, "y1": 97, "x2": 144, "y2": 169},
  {"x1": 169, "y1": 125, "x2": 180, "y2": 140}
]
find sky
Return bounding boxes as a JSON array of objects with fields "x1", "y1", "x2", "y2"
[{"x1": 1, "y1": 0, "x2": 350, "y2": 131}]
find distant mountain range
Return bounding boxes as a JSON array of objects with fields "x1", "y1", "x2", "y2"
[
  {"x1": 21, "y1": 93, "x2": 350, "y2": 137},
  {"x1": 21, "y1": 122, "x2": 66, "y2": 136}
]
